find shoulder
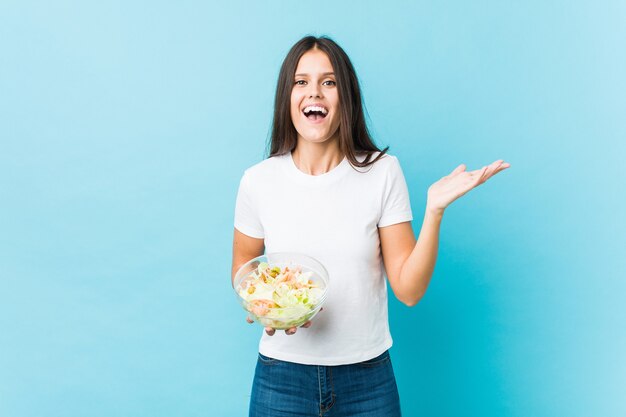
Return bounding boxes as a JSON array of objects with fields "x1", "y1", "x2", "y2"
[
  {"x1": 353, "y1": 151, "x2": 403, "y2": 174},
  {"x1": 241, "y1": 154, "x2": 288, "y2": 181}
]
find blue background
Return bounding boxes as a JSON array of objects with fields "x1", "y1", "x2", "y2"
[{"x1": 1, "y1": 1, "x2": 625, "y2": 416}]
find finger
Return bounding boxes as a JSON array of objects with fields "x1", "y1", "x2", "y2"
[
  {"x1": 468, "y1": 165, "x2": 487, "y2": 175},
  {"x1": 486, "y1": 161, "x2": 510, "y2": 179},
  {"x1": 496, "y1": 162, "x2": 511, "y2": 172},
  {"x1": 492, "y1": 161, "x2": 506, "y2": 175},
  {"x1": 265, "y1": 327, "x2": 275, "y2": 336},
  {"x1": 468, "y1": 165, "x2": 486, "y2": 177},
  {"x1": 301, "y1": 321, "x2": 312, "y2": 328},
  {"x1": 475, "y1": 166, "x2": 488, "y2": 184},
  {"x1": 285, "y1": 327, "x2": 297, "y2": 335},
  {"x1": 471, "y1": 161, "x2": 509, "y2": 182},
  {"x1": 484, "y1": 162, "x2": 501, "y2": 179}
]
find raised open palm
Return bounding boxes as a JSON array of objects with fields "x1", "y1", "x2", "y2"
[{"x1": 427, "y1": 159, "x2": 511, "y2": 213}]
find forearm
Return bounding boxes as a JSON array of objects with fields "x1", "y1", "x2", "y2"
[{"x1": 398, "y1": 207, "x2": 443, "y2": 306}]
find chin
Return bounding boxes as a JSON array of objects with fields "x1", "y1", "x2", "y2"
[
  {"x1": 299, "y1": 128, "x2": 339, "y2": 143},
  {"x1": 301, "y1": 135, "x2": 332, "y2": 144}
]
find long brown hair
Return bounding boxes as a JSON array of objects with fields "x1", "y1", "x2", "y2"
[{"x1": 268, "y1": 35, "x2": 388, "y2": 168}]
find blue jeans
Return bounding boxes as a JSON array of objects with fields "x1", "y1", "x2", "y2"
[{"x1": 249, "y1": 350, "x2": 402, "y2": 416}]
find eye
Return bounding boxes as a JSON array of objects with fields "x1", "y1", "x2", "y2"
[
  {"x1": 323, "y1": 80, "x2": 336, "y2": 86},
  {"x1": 294, "y1": 80, "x2": 306, "y2": 85}
]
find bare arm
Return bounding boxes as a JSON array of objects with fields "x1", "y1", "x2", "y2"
[
  {"x1": 231, "y1": 227, "x2": 265, "y2": 285},
  {"x1": 379, "y1": 209, "x2": 442, "y2": 307},
  {"x1": 380, "y1": 159, "x2": 510, "y2": 307}
]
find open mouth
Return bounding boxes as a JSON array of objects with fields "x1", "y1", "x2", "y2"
[{"x1": 302, "y1": 105, "x2": 329, "y2": 121}]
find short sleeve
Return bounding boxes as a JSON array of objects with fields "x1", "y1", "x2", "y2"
[
  {"x1": 234, "y1": 171, "x2": 265, "y2": 239},
  {"x1": 378, "y1": 156, "x2": 413, "y2": 228}
]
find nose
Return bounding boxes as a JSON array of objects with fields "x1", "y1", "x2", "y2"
[{"x1": 308, "y1": 83, "x2": 322, "y2": 98}]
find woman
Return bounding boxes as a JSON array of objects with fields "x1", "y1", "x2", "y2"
[{"x1": 232, "y1": 35, "x2": 509, "y2": 416}]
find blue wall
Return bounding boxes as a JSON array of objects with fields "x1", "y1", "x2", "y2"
[{"x1": 1, "y1": 1, "x2": 624, "y2": 416}]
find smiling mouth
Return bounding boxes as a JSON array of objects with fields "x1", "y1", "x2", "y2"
[{"x1": 302, "y1": 105, "x2": 329, "y2": 121}]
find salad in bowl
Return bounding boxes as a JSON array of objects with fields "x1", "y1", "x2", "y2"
[{"x1": 233, "y1": 253, "x2": 329, "y2": 330}]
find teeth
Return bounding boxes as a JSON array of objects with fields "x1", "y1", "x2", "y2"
[{"x1": 303, "y1": 105, "x2": 328, "y2": 115}]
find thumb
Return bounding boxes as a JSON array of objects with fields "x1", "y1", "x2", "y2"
[{"x1": 450, "y1": 164, "x2": 466, "y2": 176}]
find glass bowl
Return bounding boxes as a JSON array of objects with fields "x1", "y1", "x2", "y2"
[{"x1": 233, "y1": 252, "x2": 329, "y2": 330}]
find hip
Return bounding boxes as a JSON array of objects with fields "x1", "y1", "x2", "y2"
[{"x1": 249, "y1": 350, "x2": 401, "y2": 416}]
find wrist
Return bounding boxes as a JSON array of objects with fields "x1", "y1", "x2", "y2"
[{"x1": 425, "y1": 205, "x2": 445, "y2": 219}]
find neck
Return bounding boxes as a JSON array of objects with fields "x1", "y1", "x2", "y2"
[{"x1": 291, "y1": 138, "x2": 344, "y2": 176}]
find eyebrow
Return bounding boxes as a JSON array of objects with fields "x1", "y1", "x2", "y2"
[{"x1": 294, "y1": 72, "x2": 335, "y2": 77}]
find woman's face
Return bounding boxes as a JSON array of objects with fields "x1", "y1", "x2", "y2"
[{"x1": 290, "y1": 49, "x2": 341, "y2": 146}]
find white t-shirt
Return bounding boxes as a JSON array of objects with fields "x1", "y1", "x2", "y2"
[{"x1": 234, "y1": 151, "x2": 413, "y2": 365}]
